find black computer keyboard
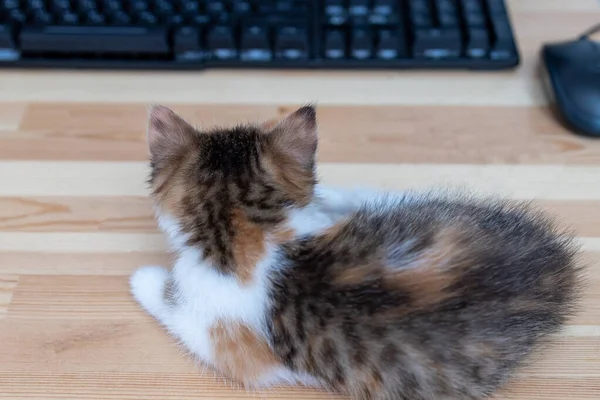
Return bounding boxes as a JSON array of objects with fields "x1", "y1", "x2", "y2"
[{"x1": 0, "y1": 0, "x2": 520, "y2": 70}]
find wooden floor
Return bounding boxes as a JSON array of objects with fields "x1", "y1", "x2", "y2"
[{"x1": 2, "y1": 1, "x2": 600, "y2": 399}]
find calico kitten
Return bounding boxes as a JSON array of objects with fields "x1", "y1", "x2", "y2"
[{"x1": 130, "y1": 104, "x2": 584, "y2": 400}]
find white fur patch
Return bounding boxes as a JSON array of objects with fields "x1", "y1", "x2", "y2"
[{"x1": 130, "y1": 185, "x2": 386, "y2": 388}]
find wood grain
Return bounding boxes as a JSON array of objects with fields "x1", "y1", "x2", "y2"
[
  {"x1": 0, "y1": 252, "x2": 171, "y2": 276},
  {"x1": 2, "y1": 103, "x2": 600, "y2": 164},
  {"x1": 0, "y1": 275, "x2": 18, "y2": 319},
  {"x1": 1, "y1": 1, "x2": 600, "y2": 398},
  {"x1": 4, "y1": 162, "x2": 600, "y2": 199},
  {"x1": 2, "y1": 196, "x2": 600, "y2": 237}
]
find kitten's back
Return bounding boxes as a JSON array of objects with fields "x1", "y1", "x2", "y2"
[{"x1": 268, "y1": 193, "x2": 584, "y2": 400}]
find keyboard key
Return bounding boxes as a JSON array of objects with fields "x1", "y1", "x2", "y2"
[
  {"x1": 102, "y1": 0, "x2": 123, "y2": 12},
  {"x1": 439, "y1": 13, "x2": 458, "y2": 27},
  {"x1": 165, "y1": 13, "x2": 184, "y2": 26},
  {"x1": 409, "y1": 0, "x2": 432, "y2": 28},
  {"x1": 154, "y1": 1, "x2": 174, "y2": 16},
  {"x1": 110, "y1": 11, "x2": 131, "y2": 25},
  {"x1": 20, "y1": 26, "x2": 170, "y2": 54},
  {"x1": 2, "y1": 0, "x2": 20, "y2": 10},
  {"x1": 376, "y1": 29, "x2": 405, "y2": 59},
  {"x1": 241, "y1": 25, "x2": 272, "y2": 61},
  {"x1": 0, "y1": 24, "x2": 17, "y2": 56},
  {"x1": 26, "y1": 0, "x2": 44, "y2": 9},
  {"x1": 409, "y1": 0, "x2": 429, "y2": 12},
  {"x1": 436, "y1": 0, "x2": 458, "y2": 27},
  {"x1": 275, "y1": 26, "x2": 309, "y2": 60},
  {"x1": 206, "y1": 1, "x2": 226, "y2": 14},
  {"x1": 180, "y1": 1, "x2": 200, "y2": 15},
  {"x1": 31, "y1": 9, "x2": 53, "y2": 25},
  {"x1": 413, "y1": 28, "x2": 461, "y2": 58},
  {"x1": 77, "y1": 1, "x2": 97, "y2": 14},
  {"x1": 326, "y1": 12, "x2": 348, "y2": 26},
  {"x1": 276, "y1": 1, "x2": 296, "y2": 12},
  {"x1": 207, "y1": 25, "x2": 237, "y2": 59},
  {"x1": 373, "y1": 0, "x2": 397, "y2": 14},
  {"x1": 466, "y1": 27, "x2": 488, "y2": 57},
  {"x1": 490, "y1": 19, "x2": 513, "y2": 59},
  {"x1": 461, "y1": 0, "x2": 482, "y2": 12},
  {"x1": 232, "y1": 1, "x2": 252, "y2": 13},
  {"x1": 190, "y1": 14, "x2": 211, "y2": 25},
  {"x1": 369, "y1": 12, "x2": 400, "y2": 25},
  {"x1": 351, "y1": 29, "x2": 372, "y2": 59},
  {"x1": 128, "y1": 0, "x2": 149, "y2": 13},
  {"x1": 464, "y1": 11, "x2": 486, "y2": 27},
  {"x1": 174, "y1": 26, "x2": 203, "y2": 60},
  {"x1": 324, "y1": 29, "x2": 345, "y2": 59},
  {"x1": 138, "y1": 11, "x2": 158, "y2": 25},
  {"x1": 325, "y1": 0, "x2": 345, "y2": 15},
  {"x1": 486, "y1": 0, "x2": 506, "y2": 14},
  {"x1": 349, "y1": 0, "x2": 369, "y2": 16},
  {"x1": 8, "y1": 9, "x2": 26, "y2": 24},
  {"x1": 325, "y1": 0, "x2": 348, "y2": 25},
  {"x1": 59, "y1": 12, "x2": 79, "y2": 25},
  {"x1": 436, "y1": 0, "x2": 456, "y2": 13},
  {"x1": 86, "y1": 11, "x2": 106, "y2": 25}
]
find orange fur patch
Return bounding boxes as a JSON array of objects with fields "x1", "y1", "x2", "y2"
[
  {"x1": 387, "y1": 228, "x2": 465, "y2": 310},
  {"x1": 209, "y1": 320, "x2": 280, "y2": 386},
  {"x1": 272, "y1": 227, "x2": 296, "y2": 244},
  {"x1": 159, "y1": 178, "x2": 186, "y2": 217},
  {"x1": 334, "y1": 265, "x2": 378, "y2": 286},
  {"x1": 230, "y1": 209, "x2": 266, "y2": 285},
  {"x1": 367, "y1": 369, "x2": 384, "y2": 396}
]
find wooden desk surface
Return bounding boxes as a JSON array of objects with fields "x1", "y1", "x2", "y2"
[{"x1": 2, "y1": 1, "x2": 600, "y2": 399}]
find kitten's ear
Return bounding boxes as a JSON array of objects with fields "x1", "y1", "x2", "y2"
[
  {"x1": 268, "y1": 105, "x2": 318, "y2": 167},
  {"x1": 147, "y1": 104, "x2": 195, "y2": 158}
]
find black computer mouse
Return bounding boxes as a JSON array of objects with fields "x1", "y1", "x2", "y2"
[{"x1": 542, "y1": 24, "x2": 600, "y2": 138}]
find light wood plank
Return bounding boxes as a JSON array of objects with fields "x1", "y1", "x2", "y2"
[
  {"x1": 2, "y1": 249, "x2": 597, "y2": 277},
  {"x1": 4, "y1": 104, "x2": 600, "y2": 164},
  {"x1": 0, "y1": 197, "x2": 156, "y2": 232},
  {"x1": 0, "y1": 232, "x2": 597, "y2": 253},
  {"x1": 0, "y1": 104, "x2": 26, "y2": 131},
  {"x1": 0, "y1": 275, "x2": 18, "y2": 319},
  {"x1": 7, "y1": 275, "x2": 142, "y2": 320},
  {"x1": 0, "y1": 316, "x2": 598, "y2": 388},
  {"x1": 538, "y1": 201, "x2": 600, "y2": 237},
  {"x1": 0, "y1": 319, "x2": 195, "y2": 374},
  {"x1": 4, "y1": 254, "x2": 600, "y2": 326},
  {"x1": 0, "y1": 374, "x2": 598, "y2": 400},
  {"x1": 4, "y1": 162, "x2": 600, "y2": 199},
  {"x1": 0, "y1": 252, "x2": 170, "y2": 276},
  {"x1": 1, "y1": 197, "x2": 600, "y2": 236},
  {"x1": 494, "y1": 377, "x2": 600, "y2": 399},
  {"x1": 509, "y1": 0, "x2": 600, "y2": 12},
  {"x1": 0, "y1": 232, "x2": 166, "y2": 253},
  {"x1": 0, "y1": 69, "x2": 539, "y2": 106},
  {"x1": 0, "y1": 371, "x2": 342, "y2": 400},
  {"x1": 522, "y1": 337, "x2": 600, "y2": 377}
]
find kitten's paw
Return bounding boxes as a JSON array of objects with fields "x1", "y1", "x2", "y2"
[{"x1": 130, "y1": 265, "x2": 170, "y2": 318}]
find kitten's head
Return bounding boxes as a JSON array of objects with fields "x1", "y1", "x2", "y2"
[{"x1": 146, "y1": 104, "x2": 318, "y2": 240}]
